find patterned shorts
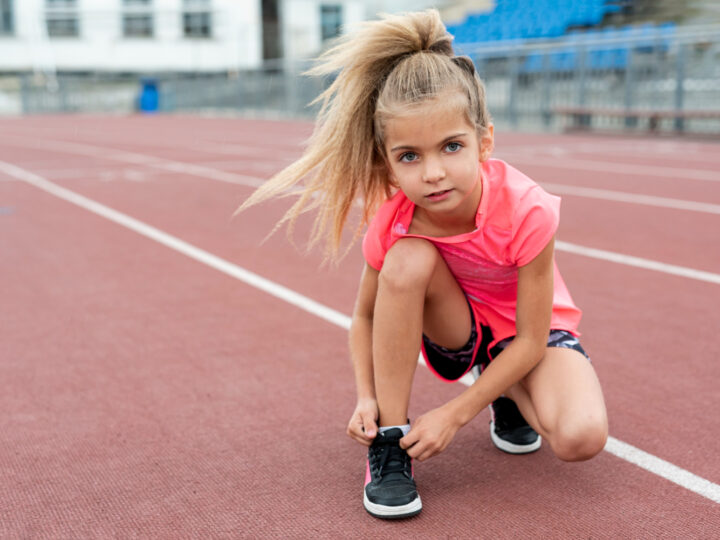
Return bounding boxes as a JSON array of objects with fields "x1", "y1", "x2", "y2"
[{"x1": 421, "y1": 306, "x2": 590, "y2": 382}]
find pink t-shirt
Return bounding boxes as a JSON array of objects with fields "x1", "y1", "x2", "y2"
[{"x1": 362, "y1": 158, "x2": 582, "y2": 350}]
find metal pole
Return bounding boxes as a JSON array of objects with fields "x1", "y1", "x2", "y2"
[
  {"x1": 20, "y1": 74, "x2": 31, "y2": 114},
  {"x1": 508, "y1": 53, "x2": 519, "y2": 128},
  {"x1": 541, "y1": 52, "x2": 551, "y2": 128},
  {"x1": 674, "y1": 43, "x2": 686, "y2": 133},
  {"x1": 624, "y1": 47, "x2": 636, "y2": 128},
  {"x1": 577, "y1": 46, "x2": 589, "y2": 127}
]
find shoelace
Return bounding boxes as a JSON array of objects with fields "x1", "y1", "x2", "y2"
[{"x1": 369, "y1": 438, "x2": 410, "y2": 480}]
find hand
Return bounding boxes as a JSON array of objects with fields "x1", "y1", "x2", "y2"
[
  {"x1": 400, "y1": 405, "x2": 461, "y2": 461},
  {"x1": 347, "y1": 397, "x2": 379, "y2": 446}
]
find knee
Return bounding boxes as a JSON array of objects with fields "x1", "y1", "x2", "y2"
[
  {"x1": 379, "y1": 238, "x2": 439, "y2": 293},
  {"x1": 552, "y1": 415, "x2": 608, "y2": 462}
]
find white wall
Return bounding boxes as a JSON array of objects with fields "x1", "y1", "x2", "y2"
[
  {"x1": 281, "y1": 0, "x2": 365, "y2": 61},
  {"x1": 0, "y1": 0, "x2": 397, "y2": 72},
  {"x1": 0, "y1": 0, "x2": 262, "y2": 72},
  {"x1": 363, "y1": 1, "x2": 494, "y2": 24}
]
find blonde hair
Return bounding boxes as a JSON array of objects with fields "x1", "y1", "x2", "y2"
[{"x1": 235, "y1": 9, "x2": 491, "y2": 261}]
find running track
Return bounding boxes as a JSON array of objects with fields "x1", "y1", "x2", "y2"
[{"x1": 1, "y1": 116, "x2": 718, "y2": 538}]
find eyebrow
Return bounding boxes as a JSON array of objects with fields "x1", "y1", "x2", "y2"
[{"x1": 390, "y1": 132, "x2": 468, "y2": 153}]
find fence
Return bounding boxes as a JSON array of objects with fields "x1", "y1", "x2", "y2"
[{"x1": 2, "y1": 23, "x2": 720, "y2": 135}]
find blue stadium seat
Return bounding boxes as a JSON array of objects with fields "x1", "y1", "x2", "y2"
[{"x1": 447, "y1": 0, "x2": 664, "y2": 73}]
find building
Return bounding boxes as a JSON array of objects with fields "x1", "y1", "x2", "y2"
[{"x1": 0, "y1": 0, "x2": 369, "y2": 74}]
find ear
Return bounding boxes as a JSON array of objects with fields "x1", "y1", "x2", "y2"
[{"x1": 478, "y1": 123, "x2": 495, "y2": 162}]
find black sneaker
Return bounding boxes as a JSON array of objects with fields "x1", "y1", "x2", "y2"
[
  {"x1": 489, "y1": 397, "x2": 541, "y2": 454},
  {"x1": 363, "y1": 428, "x2": 422, "y2": 519}
]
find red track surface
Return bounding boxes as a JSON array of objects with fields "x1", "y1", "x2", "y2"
[{"x1": 1, "y1": 116, "x2": 719, "y2": 537}]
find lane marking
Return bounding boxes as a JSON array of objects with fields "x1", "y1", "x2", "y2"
[
  {"x1": 498, "y1": 141, "x2": 720, "y2": 165},
  {"x1": 3, "y1": 159, "x2": 719, "y2": 504},
  {"x1": 2, "y1": 144, "x2": 718, "y2": 283},
  {"x1": 0, "y1": 136, "x2": 265, "y2": 188},
  {"x1": 0, "y1": 160, "x2": 347, "y2": 330},
  {"x1": 4, "y1": 133, "x2": 720, "y2": 192},
  {"x1": 604, "y1": 438, "x2": 720, "y2": 504},
  {"x1": 540, "y1": 182, "x2": 720, "y2": 215},
  {"x1": 497, "y1": 151, "x2": 720, "y2": 182},
  {"x1": 2, "y1": 138, "x2": 719, "y2": 281},
  {"x1": 556, "y1": 241, "x2": 720, "y2": 285}
]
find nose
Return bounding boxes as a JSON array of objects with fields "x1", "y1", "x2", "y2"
[{"x1": 422, "y1": 155, "x2": 445, "y2": 183}]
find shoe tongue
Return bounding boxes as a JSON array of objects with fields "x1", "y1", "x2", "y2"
[
  {"x1": 377, "y1": 429, "x2": 408, "y2": 477},
  {"x1": 379, "y1": 428, "x2": 404, "y2": 441}
]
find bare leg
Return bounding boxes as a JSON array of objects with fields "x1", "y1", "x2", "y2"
[
  {"x1": 373, "y1": 238, "x2": 471, "y2": 427},
  {"x1": 507, "y1": 347, "x2": 608, "y2": 461}
]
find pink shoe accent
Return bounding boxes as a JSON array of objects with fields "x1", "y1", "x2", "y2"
[{"x1": 364, "y1": 459, "x2": 371, "y2": 487}]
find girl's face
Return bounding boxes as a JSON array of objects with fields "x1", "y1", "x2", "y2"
[{"x1": 383, "y1": 96, "x2": 494, "y2": 223}]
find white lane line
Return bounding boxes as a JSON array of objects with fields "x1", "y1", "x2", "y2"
[
  {"x1": 556, "y1": 241, "x2": 720, "y2": 285},
  {"x1": 497, "y1": 151, "x2": 720, "y2": 182},
  {"x1": 499, "y1": 141, "x2": 720, "y2": 164},
  {"x1": 604, "y1": 438, "x2": 720, "y2": 503},
  {"x1": 2, "y1": 137, "x2": 718, "y2": 283},
  {"x1": 0, "y1": 136, "x2": 265, "y2": 188},
  {"x1": 5, "y1": 132, "x2": 720, "y2": 193},
  {"x1": 540, "y1": 182, "x2": 720, "y2": 215},
  {"x1": 0, "y1": 160, "x2": 348, "y2": 329},
  {"x1": 3, "y1": 159, "x2": 719, "y2": 505},
  {"x1": 194, "y1": 142, "x2": 305, "y2": 156},
  {"x1": 4, "y1": 133, "x2": 720, "y2": 213}
]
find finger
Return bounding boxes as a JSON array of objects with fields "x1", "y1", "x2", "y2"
[
  {"x1": 348, "y1": 423, "x2": 371, "y2": 445},
  {"x1": 348, "y1": 420, "x2": 368, "y2": 441},
  {"x1": 361, "y1": 413, "x2": 378, "y2": 439},
  {"x1": 399, "y1": 429, "x2": 418, "y2": 450},
  {"x1": 404, "y1": 438, "x2": 425, "y2": 460},
  {"x1": 351, "y1": 424, "x2": 371, "y2": 443},
  {"x1": 400, "y1": 431, "x2": 427, "y2": 459}
]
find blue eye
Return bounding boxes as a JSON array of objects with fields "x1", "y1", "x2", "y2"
[
  {"x1": 446, "y1": 142, "x2": 462, "y2": 153},
  {"x1": 399, "y1": 152, "x2": 418, "y2": 163}
]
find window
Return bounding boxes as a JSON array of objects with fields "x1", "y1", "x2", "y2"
[
  {"x1": 0, "y1": 0, "x2": 13, "y2": 36},
  {"x1": 320, "y1": 5, "x2": 342, "y2": 41},
  {"x1": 123, "y1": 0, "x2": 154, "y2": 38},
  {"x1": 183, "y1": 0, "x2": 212, "y2": 39},
  {"x1": 46, "y1": 0, "x2": 79, "y2": 38}
]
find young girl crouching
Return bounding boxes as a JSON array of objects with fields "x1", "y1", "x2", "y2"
[{"x1": 237, "y1": 9, "x2": 608, "y2": 520}]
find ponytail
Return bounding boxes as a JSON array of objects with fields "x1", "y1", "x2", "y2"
[{"x1": 235, "y1": 9, "x2": 490, "y2": 262}]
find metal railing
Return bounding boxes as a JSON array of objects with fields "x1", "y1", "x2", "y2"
[{"x1": 2, "y1": 24, "x2": 720, "y2": 135}]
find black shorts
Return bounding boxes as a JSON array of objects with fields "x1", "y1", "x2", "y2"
[{"x1": 421, "y1": 306, "x2": 590, "y2": 382}]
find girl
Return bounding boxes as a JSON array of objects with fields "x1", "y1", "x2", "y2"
[{"x1": 237, "y1": 10, "x2": 608, "y2": 520}]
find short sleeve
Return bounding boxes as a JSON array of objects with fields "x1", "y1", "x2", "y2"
[
  {"x1": 362, "y1": 216, "x2": 388, "y2": 271},
  {"x1": 510, "y1": 186, "x2": 561, "y2": 267},
  {"x1": 361, "y1": 191, "x2": 408, "y2": 270}
]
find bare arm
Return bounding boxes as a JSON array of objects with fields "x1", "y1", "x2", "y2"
[{"x1": 346, "y1": 263, "x2": 380, "y2": 445}]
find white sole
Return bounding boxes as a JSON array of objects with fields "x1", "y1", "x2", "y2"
[
  {"x1": 490, "y1": 421, "x2": 542, "y2": 454},
  {"x1": 363, "y1": 492, "x2": 422, "y2": 519}
]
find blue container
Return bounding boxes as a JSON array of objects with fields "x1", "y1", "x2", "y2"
[{"x1": 138, "y1": 77, "x2": 159, "y2": 113}]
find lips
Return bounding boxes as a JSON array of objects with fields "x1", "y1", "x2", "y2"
[{"x1": 425, "y1": 189, "x2": 453, "y2": 201}]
